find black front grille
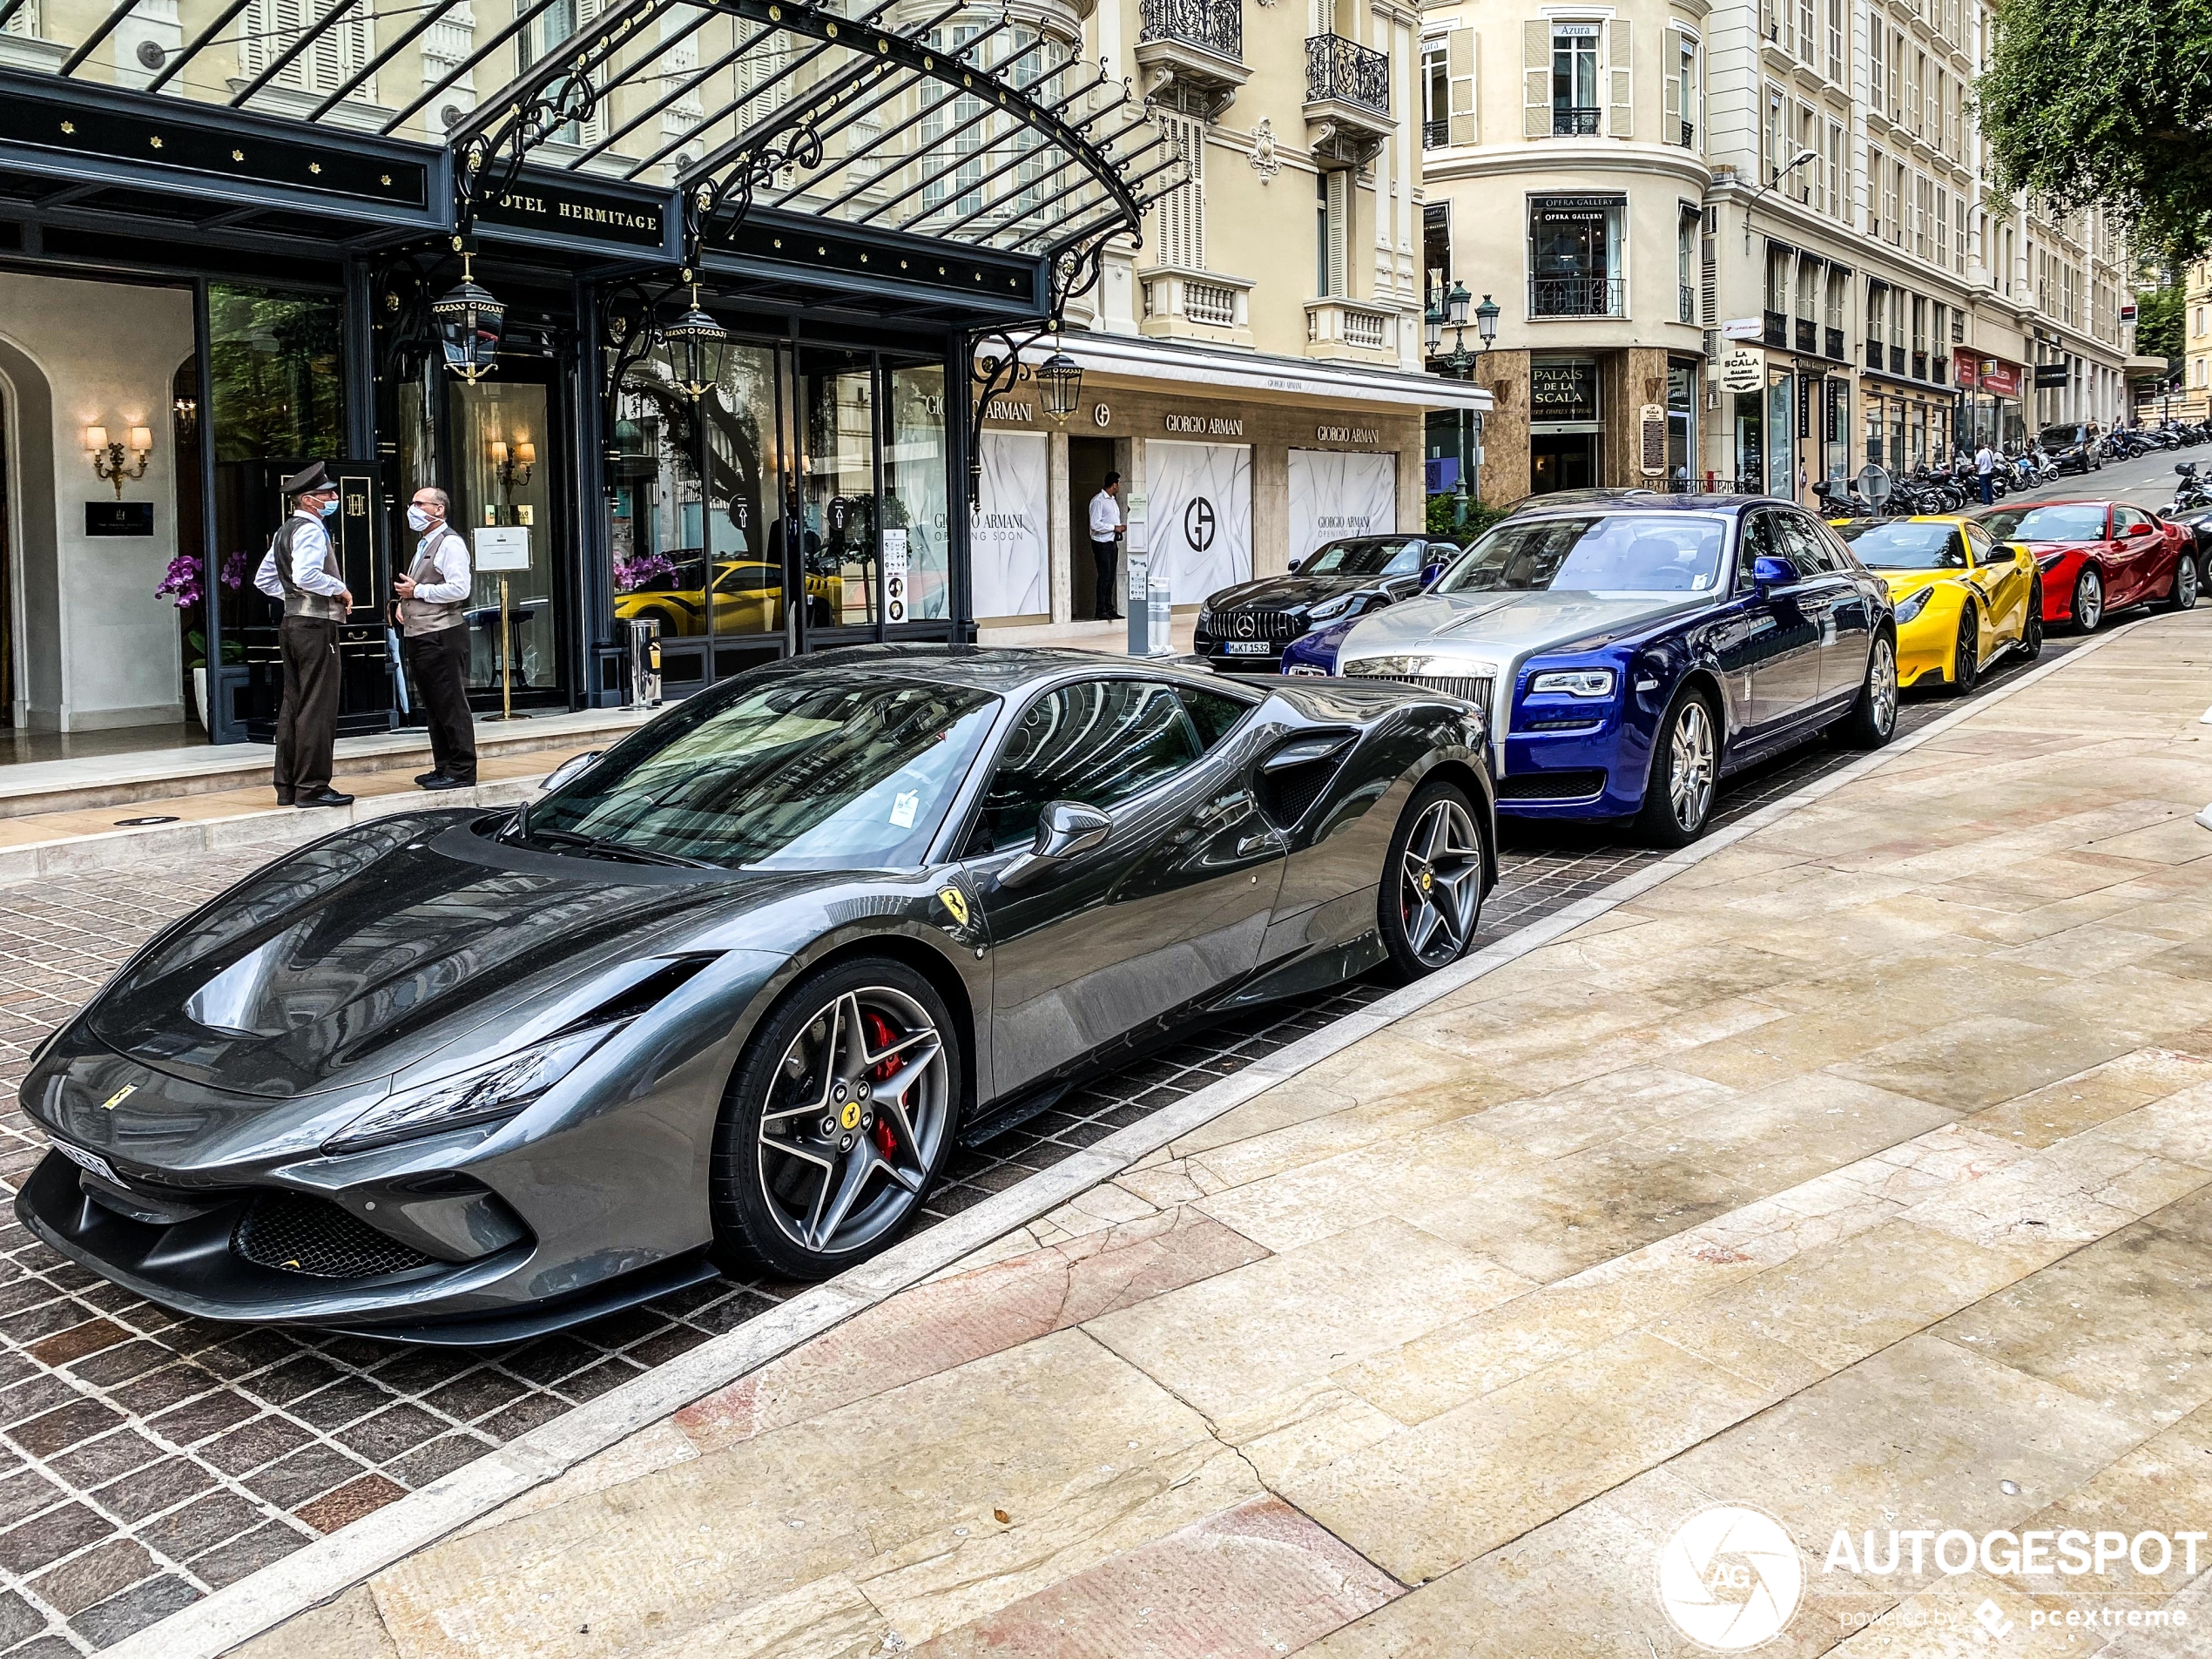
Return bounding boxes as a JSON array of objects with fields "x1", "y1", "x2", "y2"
[
  {"x1": 233, "y1": 1191, "x2": 436, "y2": 1280},
  {"x1": 1497, "y1": 768, "x2": 1608, "y2": 801},
  {"x1": 1211, "y1": 608, "x2": 1305, "y2": 642}
]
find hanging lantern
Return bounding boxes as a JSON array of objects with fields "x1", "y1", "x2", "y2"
[
  {"x1": 430, "y1": 252, "x2": 504, "y2": 383},
  {"x1": 656, "y1": 284, "x2": 732, "y2": 400},
  {"x1": 1035, "y1": 341, "x2": 1082, "y2": 423}
]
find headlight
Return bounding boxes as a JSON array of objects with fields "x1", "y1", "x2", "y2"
[
  {"x1": 1893, "y1": 587, "x2": 1933, "y2": 624},
  {"x1": 1196, "y1": 610, "x2": 1213, "y2": 632},
  {"x1": 326, "y1": 1025, "x2": 617, "y2": 1153},
  {"x1": 1528, "y1": 669, "x2": 1616, "y2": 698},
  {"x1": 1305, "y1": 591, "x2": 1360, "y2": 625}
]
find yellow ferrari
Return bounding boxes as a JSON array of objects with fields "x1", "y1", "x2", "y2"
[
  {"x1": 614, "y1": 558, "x2": 843, "y2": 637},
  {"x1": 1831, "y1": 515, "x2": 2043, "y2": 693}
]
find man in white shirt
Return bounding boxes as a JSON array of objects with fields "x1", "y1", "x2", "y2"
[
  {"x1": 1088, "y1": 471, "x2": 1124, "y2": 622},
  {"x1": 394, "y1": 485, "x2": 476, "y2": 790},
  {"x1": 252, "y1": 462, "x2": 354, "y2": 809},
  {"x1": 1973, "y1": 441, "x2": 1997, "y2": 505}
]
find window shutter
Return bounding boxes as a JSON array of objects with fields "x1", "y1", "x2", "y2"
[
  {"x1": 1153, "y1": 114, "x2": 1204, "y2": 269},
  {"x1": 1607, "y1": 21, "x2": 1632, "y2": 139},
  {"x1": 1447, "y1": 27, "x2": 1476, "y2": 145},
  {"x1": 1662, "y1": 27, "x2": 1680, "y2": 135},
  {"x1": 1310, "y1": 0, "x2": 1335, "y2": 37},
  {"x1": 1326, "y1": 169, "x2": 1349, "y2": 297},
  {"x1": 1522, "y1": 20, "x2": 1548, "y2": 138}
]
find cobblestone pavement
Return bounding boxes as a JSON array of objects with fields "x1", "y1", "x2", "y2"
[{"x1": 0, "y1": 626, "x2": 2107, "y2": 1652}]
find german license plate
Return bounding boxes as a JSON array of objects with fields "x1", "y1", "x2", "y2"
[
  {"x1": 49, "y1": 1140, "x2": 116, "y2": 1184},
  {"x1": 1223, "y1": 641, "x2": 1271, "y2": 656}
]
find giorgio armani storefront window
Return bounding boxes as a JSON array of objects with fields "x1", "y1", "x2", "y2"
[{"x1": 885, "y1": 365, "x2": 950, "y2": 623}]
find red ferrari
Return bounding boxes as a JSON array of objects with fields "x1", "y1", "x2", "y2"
[{"x1": 1973, "y1": 500, "x2": 2200, "y2": 631}]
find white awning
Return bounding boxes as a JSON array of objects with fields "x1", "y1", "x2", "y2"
[{"x1": 1027, "y1": 331, "x2": 1494, "y2": 414}]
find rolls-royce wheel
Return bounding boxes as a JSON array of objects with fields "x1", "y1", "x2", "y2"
[
  {"x1": 1950, "y1": 605, "x2": 1980, "y2": 696},
  {"x1": 2073, "y1": 567, "x2": 2104, "y2": 632},
  {"x1": 2167, "y1": 550, "x2": 2200, "y2": 611},
  {"x1": 1838, "y1": 631, "x2": 1898, "y2": 751},
  {"x1": 1634, "y1": 688, "x2": 1719, "y2": 847},
  {"x1": 1379, "y1": 779, "x2": 1486, "y2": 981},
  {"x1": 711, "y1": 959, "x2": 960, "y2": 1280}
]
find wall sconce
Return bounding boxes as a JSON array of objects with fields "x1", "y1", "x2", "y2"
[
  {"x1": 86, "y1": 425, "x2": 152, "y2": 499},
  {"x1": 491, "y1": 438, "x2": 535, "y2": 489}
]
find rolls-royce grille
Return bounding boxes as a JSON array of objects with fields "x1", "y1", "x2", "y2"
[
  {"x1": 1346, "y1": 670, "x2": 1494, "y2": 711},
  {"x1": 233, "y1": 1191, "x2": 435, "y2": 1280}
]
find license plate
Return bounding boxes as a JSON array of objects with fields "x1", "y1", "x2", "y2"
[
  {"x1": 49, "y1": 1140, "x2": 116, "y2": 1184},
  {"x1": 1222, "y1": 641, "x2": 1271, "y2": 656}
]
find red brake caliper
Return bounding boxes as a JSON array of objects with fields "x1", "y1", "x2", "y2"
[{"x1": 865, "y1": 1011, "x2": 900, "y2": 1156}]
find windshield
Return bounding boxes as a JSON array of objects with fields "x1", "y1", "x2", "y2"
[
  {"x1": 2039, "y1": 427, "x2": 2088, "y2": 447},
  {"x1": 1979, "y1": 505, "x2": 2107, "y2": 543},
  {"x1": 1834, "y1": 520, "x2": 1966, "y2": 570},
  {"x1": 1437, "y1": 513, "x2": 1728, "y2": 595},
  {"x1": 520, "y1": 674, "x2": 1000, "y2": 869},
  {"x1": 1300, "y1": 538, "x2": 1426, "y2": 577}
]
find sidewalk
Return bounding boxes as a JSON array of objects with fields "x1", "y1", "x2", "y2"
[{"x1": 245, "y1": 613, "x2": 2212, "y2": 1658}]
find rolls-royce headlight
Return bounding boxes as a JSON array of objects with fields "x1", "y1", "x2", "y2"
[
  {"x1": 1529, "y1": 669, "x2": 1616, "y2": 698},
  {"x1": 1893, "y1": 587, "x2": 1934, "y2": 624},
  {"x1": 326, "y1": 1026, "x2": 617, "y2": 1153}
]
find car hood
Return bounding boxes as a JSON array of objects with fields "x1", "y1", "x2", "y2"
[
  {"x1": 1207, "y1": 572, "x2": 1381, "y2": 611},
  {"x1": 84, "y1": 811, "x2": 826, "y2": 1100},
  {"x1": 1334, "y1": 588, "x2": 1709, "y2": 666}
]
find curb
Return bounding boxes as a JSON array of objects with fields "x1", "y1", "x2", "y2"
[{"x1": 105, "y1": 610, "x2": 2179, "y2": 1659}]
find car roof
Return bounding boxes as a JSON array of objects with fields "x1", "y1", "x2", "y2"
[
  {"x1": 1500, "y1": 493, "x2": 1771, "y2": 521},
  {"x1": 759, "y1": 644, "x2": 1242, "y2": 696}
]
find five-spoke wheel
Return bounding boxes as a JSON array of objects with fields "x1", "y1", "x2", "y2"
[
  {"x1": 1380, "y1": 781, "x2": 1486, "y2": 979},
  {"x1": 713, "y1": 961, "x2": 958, "y2": 1278}
]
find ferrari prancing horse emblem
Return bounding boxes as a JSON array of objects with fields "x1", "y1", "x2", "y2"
[
  {"x1": 101, "y1": 1084, "x2": 136, "y2": 1111},
  {"x1": 936, "y1": 886, "x2": 971, "y2": 927}
]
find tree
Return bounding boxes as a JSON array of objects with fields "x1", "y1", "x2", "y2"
[
  {"x1": 2135, "y1": 283, "x2": 2186, "y2": 371},
  {"x1": 1978, "y1": 0, "x2": 2212, "y2": 263}
]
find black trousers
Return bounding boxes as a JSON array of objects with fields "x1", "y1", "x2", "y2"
[
  {"x1": 1091, "y1": 539, "x2": 1120, "y2": 620},
  {"x1": 273, "y1": 616, "x2": 341, "y2": 799},
  {"x1": 403, "y1": 625, "x2": 477, "y2": 781}
]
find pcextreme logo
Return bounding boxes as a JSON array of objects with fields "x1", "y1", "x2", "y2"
[{"x1": 1656, "y1": 1505, "x2": 1805, "y2": 1650}]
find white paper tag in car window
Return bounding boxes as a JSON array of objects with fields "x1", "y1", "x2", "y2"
[
  {"x1": 890, "y1": 791, "x2": 920, "y2": 829},
  {"x1": 1692, "y1": 573, "x2": 1711, "y2": 590}
]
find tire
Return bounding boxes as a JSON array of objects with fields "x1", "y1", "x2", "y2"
[
  {"x1": 2166, "y1": 548, "x2": 2200, "y2": 611},
  {"x1": 2073, "y1": 566, "x2": 2104, "y2": 633},
  {"x1": 2020, "y1": 582, "x2": 2045, "y2": 660},
  {"x1": 1634, "y1": 687, "x2": 1721, "y2": 847},
  {"x1": 1379, "y1": 779, "x2": 1487, "y2": 981},
  {"x1": 1950, "y1": 604, "x2": 1980, "y2": 695},
  {"x1": 1838, "y1": 631, "x2": 1899, "y2": 750},
  {"x1": 710, "y1": 957, "x2": 961, "y2": 1280}
]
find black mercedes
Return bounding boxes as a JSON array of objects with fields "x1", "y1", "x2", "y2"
[
  {"x1": 1194, "y1": 535, "x2": 1458, "y2": 675},
  {"x1": 17, "y1": 649, "x2": 1494, "y2": 1343}
]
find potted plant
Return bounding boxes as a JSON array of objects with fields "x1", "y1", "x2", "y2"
[{"x1": 156, "y1": 550, "x2": 247, "y2": 732}]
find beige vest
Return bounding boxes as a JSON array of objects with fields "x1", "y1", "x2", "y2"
[
  {"x1": 271, "y1": 514, "x2": 347, "y2": 623},
  {"x1": 398, "y1": 525, "x2": 469, "y2": 637}
]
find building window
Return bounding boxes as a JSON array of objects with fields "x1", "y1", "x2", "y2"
[
  {"x1": 1424, "y1": 202, "x2": 1452, "y2": 311},
  {"x1": 1796, "y1": 0, "x2": 1813, "y2": 63},
  {"x1": 244, "y1": 0, "x2": 375, "y2": 100},
  {"x1": 1825, "y1": 119, "x2": 1843, "y2": 220},
  {"x1": 1763, "y1": 85, "x2": 1784, "y2": 181},
  {"x1": 1825, "y1": 0, "x2": 1843, "y2": 81},
  {"x1": 1317, "y1": 169, "x2": 1349, "y2": 296},
  {"x1": 1528, "y1": 195, "x2": 1624, "y2": 317},
  {"x1": 1153, "y1": 112, "x2": 1205, "y2": 268},
  {"x1": 1675, "y1": 32, "x2": 1696, "y2": 146},
  {"x1": 1422, "y1": 38, "x2": 1449, "y2": 148},
  {"x1": 1869, "y1": 30, "x2": 1884, "y2": 111},
  {"x1": 1552, "y1": 24, "x2": 1601, "y2": 133}
]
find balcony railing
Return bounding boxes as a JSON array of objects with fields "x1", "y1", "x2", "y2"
[
  {"x1": 1306, "y1": 34, "x2": 1389, "y2": 113},
  {"x1": 1680, "y1": 284, "x2": 1696, "y2": 324},
  {"x1": 1932, "y1": 355, "x2": 1949, "y2": 385},
  {"x1": 1865, "y1": 339, "x2": 1885, "y2": 370},
  {"x1": 1825, "y1": 326, "x2": 1845, "y2": 361},
  {"x1": 1889, "y1": 344, "x2": 1906, "y2": 374},
  {"x1": 1680, "y1": 121, "x2": 1696, "y2": 147},
  {"x1": 1554, "y1": 106, "x2": 1601, "y2": 136},
  {"x1": 1139, "y1": 0, "x2": 1243, "y2": 62},
  {"x1": 1795, "y1": 317, "x2": 1817, "y2": 353},
  {"x1": 1422, "y1": 117, "x2": 1449, "y2": 148},
  {"x1": 1531, "y1": 276, "x2": 1624, "y2": 318},
  {"x1": 1912, "y1": 349, "x2": 1928, "y2": 380},
  {"x1": 1763, "y1": 309, "x2": 1789, "y2": 347}
]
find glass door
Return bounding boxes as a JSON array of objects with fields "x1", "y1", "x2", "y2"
[
  {"x1": 451, "y1": 362, "x2": 568, "y2": 709},
  {"x1": 798, "y1": 347, "x2": 880, "y2": 633}
]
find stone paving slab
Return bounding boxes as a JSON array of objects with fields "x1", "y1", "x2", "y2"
[{"x1": 226, "y1": 610, "x2": 2212, "y2": 1657}]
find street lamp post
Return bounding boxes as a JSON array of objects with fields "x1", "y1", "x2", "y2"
[{"x1": 1424, "y1": 285, "x2": 1496, "y2": 524}]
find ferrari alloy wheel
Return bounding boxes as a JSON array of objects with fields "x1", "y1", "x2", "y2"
[
  {"x1": 1380, "y1": 780, "x2": 1485, "y2": 979},
  {"x1": 2073, "y1": 567, "x2": 2104, "y2": 632},
  {"x1": 1950, "y1": 606, "x2": 1980, "y2": 695},
  {"x1": 2168, "y1": 551, "x2": 2200, "y2": 611},
  {"x1": 2020, "y1": 584, "x2": 2045, "y2": 659},
  {"x1": 712, "y1": 960, "x2": 959, "y2": 1278},
  {"x1": 1635, "y1": 691, "x2": 1718, "y2": 846}
]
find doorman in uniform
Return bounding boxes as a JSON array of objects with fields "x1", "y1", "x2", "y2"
[
  {"x1": 394, "y1": 486, "x2": 477, "y2": 790},
  {"x1": 1088, "y1": 471, "x2": 1124, "y2": 623},
  {"x1": 253, "y1": 462, "x2": 354, "y2": 809}
]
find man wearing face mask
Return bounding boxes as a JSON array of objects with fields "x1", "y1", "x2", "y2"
[
  {"x1": 253, "y1": 462, "x2": 354, "y2": 808},
  {"x1": 393, "y1": 486, "x2": 476, "y2": 791}
]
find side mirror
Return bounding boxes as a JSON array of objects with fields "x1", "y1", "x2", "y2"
[
  {"x1": 2128, "y1": 522, "x2": 2153, "y2": 536},
  {"x1": 1420, "y1": 563, "x2": 1445, "y2": 590},
  {"x1": 998, "y1": 799, "x2": 1111, "y2": 889},
  {"x1": 1751, "y1": 555, "x2": 1794, "y2": 590},
  {"x1": 540, "y1": 751, "x2": 602, "y2": 793},
  {"x1": 1286, "y1": 556, "x2": 1303, "y2": 573}
]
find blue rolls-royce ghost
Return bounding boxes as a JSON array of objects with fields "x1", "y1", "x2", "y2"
[{"x1": 1280, "y1": 496, "x2": 1898, "y2": 843}]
